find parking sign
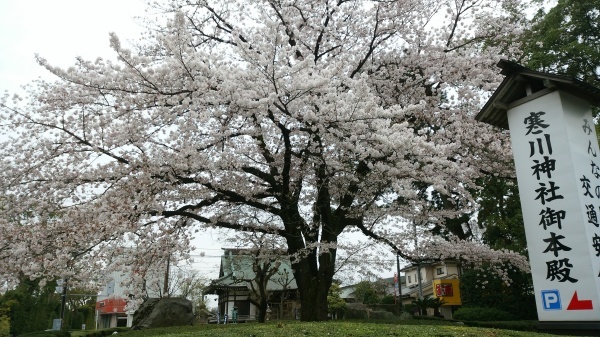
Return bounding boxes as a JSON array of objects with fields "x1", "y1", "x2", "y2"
[{"x1": 542, "y1": 290, "x2": 562, "y2": 310}]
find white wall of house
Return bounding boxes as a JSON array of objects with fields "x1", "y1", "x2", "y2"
[
  {"x1": 404, "y1": 262, "x2": 460, "y2": 288},
  {"x1": 340, "y1": 285, "x2": 355, "y2": 301}
]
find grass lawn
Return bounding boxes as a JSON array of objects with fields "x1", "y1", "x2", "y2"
[{"x1": 114, "y1": 320, "x2": 578, "y2": 337}]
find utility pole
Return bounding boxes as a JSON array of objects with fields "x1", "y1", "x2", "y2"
[
  {"x1": 163, "y1": 254, "x2": 170, "y2": 297},
  {"x1": 396, "y1": 253, "x2": 401, "y2": 304},
  {"x1": 413, "y1": 220, "x2": 423, "y2": 299},
  {"x1": 60, "y1": 278, "x2": 68, "y2": 330}
]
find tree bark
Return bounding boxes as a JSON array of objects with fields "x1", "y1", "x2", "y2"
[
  {"x1": 257, "y1": 298, "x2": 268, "y2": 323},
  {"x1": 277, "y1": 190, "x2": 343, "y2": 321},
  {"x1": 288, "y1": 242, "x2": 337, "y2": 321},
  {"x1": 296, "y1": 272, "x2": 331, "y2": 321}
]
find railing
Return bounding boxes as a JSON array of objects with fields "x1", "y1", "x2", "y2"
[{"x1": 208, "y1": 314, "x2": 257, "y2": 324}]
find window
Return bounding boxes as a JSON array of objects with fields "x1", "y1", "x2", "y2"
[
  {"x1": 407, "y1": 275, "x2": 411, "y2": 283},
  {"x1": 436, "y1": 267, "x2": 444, "y2": 275}
]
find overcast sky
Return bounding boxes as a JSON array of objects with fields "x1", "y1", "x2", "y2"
[{"x1": 0, "y1": 0, "x2": 148, "y2": 94}]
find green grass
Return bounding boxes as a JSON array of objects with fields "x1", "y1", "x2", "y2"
[{"x1": 112, "y1": 321, "x2": 576, "y2": 337}]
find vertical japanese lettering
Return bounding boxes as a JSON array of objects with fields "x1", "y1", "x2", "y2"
[
  {"x1": 586, "y1": 204, "x2": 599, "y2": 227},
  {"x1": 546, "y1": 259, "x2": 578, "y2": 283},
  {"x1": 593, "y1": 234, "x2": 600, "y2": 257},
  {"x1": 591, "y1": 161, "x2": 600, "y2": 179},
  {"x1": 543, "y1": 232, "x2": 572, "y2": 257},
  {"x1": 581, "y1": 175, "x2": 594, "y2": 198},
  {"x1": 524, "y1": 111, "x2": 550, "y2": 135},
  {"x1": 529, "y1": 134, "x2": 553, "y2": 157},
  {"x1": 539, "y1": 208, "x2": 565, "y2": 230},
  {"x1": 583, "y1": 119, "x2": 593, "y2": 135},
  {"x1": 531, "y1": 156, "x2": 556, "y2": 180},
  {"x1": 535, "y1": 182, "x2": 564, "y2": 204},
  {"x1": 589, "y1": 140, "x2": 597, "y2": 157}
]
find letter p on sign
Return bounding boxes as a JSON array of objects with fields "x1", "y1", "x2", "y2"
[{"x1": 541, "y1": 290, "x2": 561, "y2": 310}]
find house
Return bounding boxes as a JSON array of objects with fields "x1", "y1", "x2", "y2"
[
  {"x1": 339, "y1": 284, "x2": 357, "y2": 302},
  {"x1": 95, "y1": 272, "x2": 136, "y2": 328},
  {"x1": 95, "y1": 269, "x2": 165, "y2": 328},
  {"x1": 400, "y1": 260, "x2": 462, "y2": 319},
  {"x1": 339, "y1": 275, "x2": 406, "y2": 303},
  {"x1": 204, "y1": 248, "x2": 299, "y2": 321}
]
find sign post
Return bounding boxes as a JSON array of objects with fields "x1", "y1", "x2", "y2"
[{"x1": 476, "y1": 60, "x2": 600, "y2": 333}]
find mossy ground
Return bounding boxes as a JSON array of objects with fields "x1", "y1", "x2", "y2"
[{"x1": 108, "y1": 320, "x2": 576, "y2": 337}]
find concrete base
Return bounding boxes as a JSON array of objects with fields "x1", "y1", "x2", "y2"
[
  {"x1": 537, "y1": 321, "x2": 600, "y2": 336},
  {"x1": 440, "y1": 306, "x2": 453, "y2": 320}
]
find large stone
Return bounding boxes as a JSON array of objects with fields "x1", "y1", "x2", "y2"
[{"x1": 132, "y1": 298, "x2": 194, "y2": 329}]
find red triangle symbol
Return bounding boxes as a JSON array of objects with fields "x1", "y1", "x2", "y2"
[{"x1": 567, "y1": 291, "x2": 593, "y2": 310}]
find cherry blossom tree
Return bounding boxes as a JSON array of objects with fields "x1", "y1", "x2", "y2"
[{"x1": 0, "y1": 0, "x2": 533, "y2": 320}]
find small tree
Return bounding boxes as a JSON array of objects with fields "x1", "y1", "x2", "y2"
[
  {"x1": 429, "y1": 297, "x2": 446, "y2": 317},
  {"x1": 411, "y1": 297, "x2": 431, "y2": 316},
  {"x1": 274, "y1": 267, "x2": 295, "y2": 319},
  {"x1": 64, "y1": 286, "x2": 96, "y2": 330},
  {"x1": 353, "y1": 280, "x2": 386, "y2": 305},
  {"x1": 0, "y1": 276, "x2": 61, "y2": 335},
  {"x1": 327, "y1": 282, "x2": 346, "y2": 319},
  {"x1": 246, "y1": 254, "x2": 281, "y2": 323}
]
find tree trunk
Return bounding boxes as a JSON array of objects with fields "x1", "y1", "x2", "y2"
[
  {"x1": 257, "y1": 298, "x2": 268, "y2": 323},
  {"x1": 281, "y1": 199, "x2": 340, "y2": 321},
  {"x1": 288, "y1": 244, "x2": 336, "y2": 321},
  {"x1": 296, "y1": 273, "x2": 330, "y2": 321}
]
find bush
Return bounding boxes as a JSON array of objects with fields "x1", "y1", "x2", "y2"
[
  {"x1": 0, "y1": 310, "x2": 8, "y2": 337},
  {"x1": 368, "y1": 304, "x2": 401, "y2": 316},
  {"x1": 459, "y1": 267, "x2": 537, "y2": 320},
  {"x1": 18, "y1": 331, "x2": 70, "y2": 337},
  {"x1": 453, "y1": 307, "x2": 515, "y2": 321},
  {"x1": 380, "y1": 295, "x2": 396, "y2": 305},
  {"x1": 402, "y1": 304, "x2": 418, "y2": 316}
]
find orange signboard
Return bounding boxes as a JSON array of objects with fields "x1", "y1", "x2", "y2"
[
  {"x1": 96, "y1": 298, "x2": 127, "y2": 314},
  {"x1": 432, "y1": 279, "x2": 461, "y2": 305}
]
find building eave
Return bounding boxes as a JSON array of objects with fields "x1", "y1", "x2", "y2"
[{"x1": 476, "y1": 60, "x2": 600, "y2": 130}]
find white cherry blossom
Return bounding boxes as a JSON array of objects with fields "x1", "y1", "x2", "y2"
[{"x1": 0, "y1": 0, "x2": 532, "y2": 321}]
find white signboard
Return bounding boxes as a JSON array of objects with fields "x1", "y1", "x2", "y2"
[{"x1": 508, "y1": 90, "x2": 600, "y2": 321}]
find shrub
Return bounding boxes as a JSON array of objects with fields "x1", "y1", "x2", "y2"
[
  {"x1": 460, "y1": 267, "x2": 537, "y2": 320},
  {"x1": 453, "y1": 307, "x2": 515, "y2": 321},
  {"x1": 0, "y1": 308, "x2": 8, "y2": 337},
  {"x1": 380, "y1": 295, "x2": 396, "y2": 305},
  {"x1": 403, "y1": 304, "x2": 418, "y2": 316},
  {"x1": 18, "y1": 331, "x2": 70, "y2": 337},
  {"x1": 98, "y1": 328, "x2": 129, "y2": 336}
]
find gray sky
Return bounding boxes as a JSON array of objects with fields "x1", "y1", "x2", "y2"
[{"x1": 0, "y1": 0, "x2": 147, "y2": 94}]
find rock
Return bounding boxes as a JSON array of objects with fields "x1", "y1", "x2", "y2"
[{"x1": 132, "y1": 298, "x2": 195, "y2": 329}]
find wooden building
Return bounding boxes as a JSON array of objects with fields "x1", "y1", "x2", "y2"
[{"x1": 205, "y1": 249, "x2": 300, "y2": 321}]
